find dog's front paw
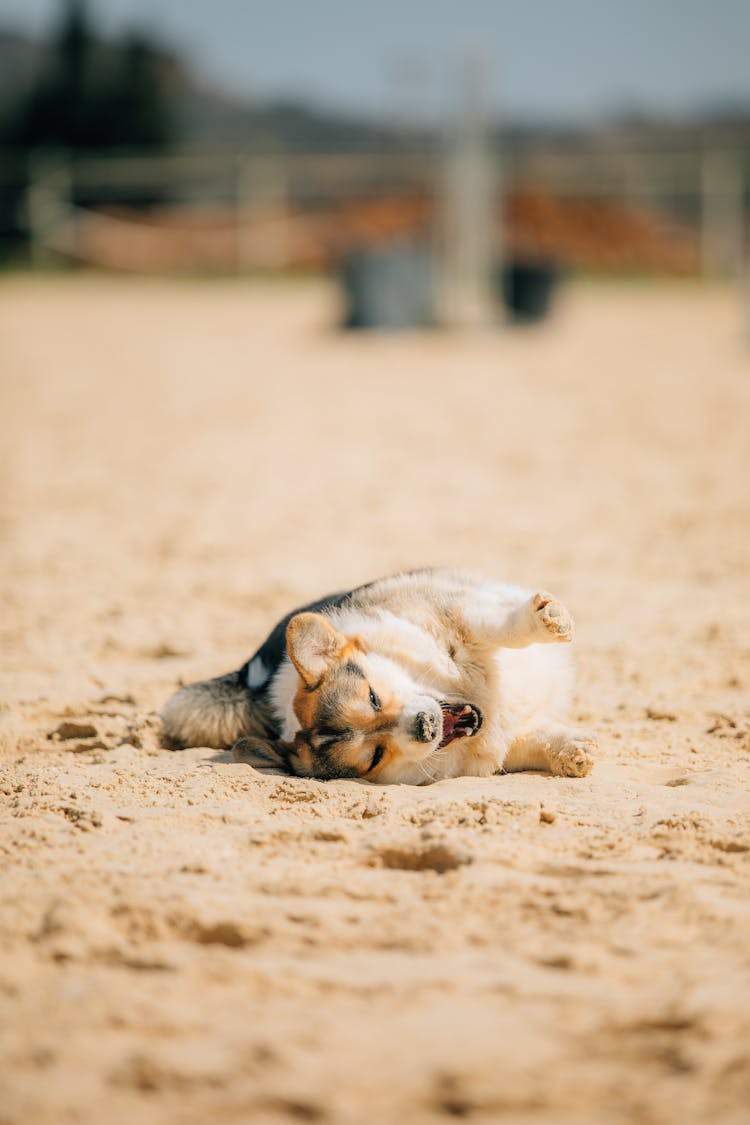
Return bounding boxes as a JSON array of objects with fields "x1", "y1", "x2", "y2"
[
  {"x1": 550, "y1": 735, "x2": 596, "y2": 777},
  {"x1": 531, "y1": 592, "x2": 574, "y2": 643}
]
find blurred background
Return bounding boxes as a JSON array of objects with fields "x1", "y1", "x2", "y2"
[{"x1": 0, "y1": 0, "x2": 748, "y2": 322}]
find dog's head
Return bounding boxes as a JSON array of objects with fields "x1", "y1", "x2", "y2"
[{"x1": 234, "y1": 612, "x2": 481, "y2": 784}]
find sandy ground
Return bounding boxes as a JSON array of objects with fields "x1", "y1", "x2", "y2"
[{"x1": 1, "y1": 275, "x2": 749, "y2": 1125}]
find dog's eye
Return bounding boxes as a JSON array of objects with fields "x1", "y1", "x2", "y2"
[
  {"x1": 369, "y1": 745, "x2": 385, "y2": 772},
  {"x1": 369, "y1": 687, "x2": 381, "y2": 712}
]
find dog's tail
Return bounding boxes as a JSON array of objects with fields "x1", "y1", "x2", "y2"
[{"x1": 161, "y1": 671, "x2": 255, "y2": 749}]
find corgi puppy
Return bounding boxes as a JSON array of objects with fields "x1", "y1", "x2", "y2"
[{"x1": 161, "y1": 569, "x2": 596, "y2": 784}]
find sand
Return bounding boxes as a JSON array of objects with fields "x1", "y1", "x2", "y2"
[{"x1": 1, "y1": 275, "x2": 749, "y2": 1124}]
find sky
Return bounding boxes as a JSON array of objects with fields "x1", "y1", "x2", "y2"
[{"x1": 2, "y1": 0, "x2": 750, "y2": 124}]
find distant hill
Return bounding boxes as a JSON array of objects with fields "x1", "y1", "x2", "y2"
[{"x1": 2, "y1": 26, "x2": 748, "y2": 156}]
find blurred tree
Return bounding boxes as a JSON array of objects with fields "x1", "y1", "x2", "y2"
[
  {"x1": 4, "y1": 0, "x2": 175, "y2": 150},
  {"x1": 106, "y1": 33, "x2": 172, "y2": 149},
  {"x1": 7, "y1": 0, "x2": 95, "y2": 147}
]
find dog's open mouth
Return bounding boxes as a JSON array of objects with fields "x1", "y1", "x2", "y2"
[{"x1": 439, "y1": 703, "x2": 483, "y2": 747}]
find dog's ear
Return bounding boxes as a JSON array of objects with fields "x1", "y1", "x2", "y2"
[
  {"x1": 232, "y1": 733, "x2": 315, "y2": 777},
  {"x1": 286, "y1": 612, "x2": 348, "y2": 688},
  {"x1": 233, "y1": 736, "x2": 294, "y2": 774}
]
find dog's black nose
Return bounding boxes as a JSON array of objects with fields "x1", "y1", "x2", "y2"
[{"x1": 413, "y1": 711, "x2": 438, "y2": 743}]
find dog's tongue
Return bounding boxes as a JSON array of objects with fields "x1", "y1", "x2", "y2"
[{"x1": 440, "y1": 703, "x2": 482, "y2": 747}]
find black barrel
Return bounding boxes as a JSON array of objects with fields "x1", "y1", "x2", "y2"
[{"x1": 499, "y1": 260, "x2": 559, "y2": 322}]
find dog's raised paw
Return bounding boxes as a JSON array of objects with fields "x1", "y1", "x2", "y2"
[
  {"x1": 531, "y1": 592, "x2": 574, "y2": 643},
  {"x1": 551, "y1": 737, "x2": 596, "y2": 777}
]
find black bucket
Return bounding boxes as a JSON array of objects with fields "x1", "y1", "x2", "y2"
[{"x1": 499, "y1": 260, "x2": 559, "y2": 323}]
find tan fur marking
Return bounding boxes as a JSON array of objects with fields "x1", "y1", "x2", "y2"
[{"x1": 292, "y1": 682, "x2": 319, "y2": 730}]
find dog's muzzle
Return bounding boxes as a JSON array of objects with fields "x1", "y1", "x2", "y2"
[{"x1": 413, "y1": 710, "x2": 440, "y2": 743}]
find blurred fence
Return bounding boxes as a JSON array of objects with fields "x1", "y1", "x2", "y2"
[{"x1": 1, "y1": 142, "x2": 748, "y2": 280}]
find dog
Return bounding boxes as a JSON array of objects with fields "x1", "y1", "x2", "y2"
[{"x1": 161, "y1": 569, "x2": 596, "y2": 784}]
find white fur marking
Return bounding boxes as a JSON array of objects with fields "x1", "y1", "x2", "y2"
[
  {"x1": 246, "y1": 656, "x2": 269, "y2": 689},
  {"x1": 269, "y1": 656, "x2": 301, "y2": 741}
]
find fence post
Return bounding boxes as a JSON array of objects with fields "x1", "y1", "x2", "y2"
[
  {"x1": 235, "y1": 153, "x2": 288, "y2": 274},
  {"x1": 26, "y1": 150, "x2": 72, "y2": 268},
  {"x1": 701, "y1": 151, "x2": 744, "y2": 279}
]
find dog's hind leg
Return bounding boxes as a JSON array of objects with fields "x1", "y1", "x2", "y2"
[
  {"x1": 464, "y1": 588, "x2": 574, "y2": 648},
  {"x1": 502, "y1": 724, "x2": 596, "y2": 777}
]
